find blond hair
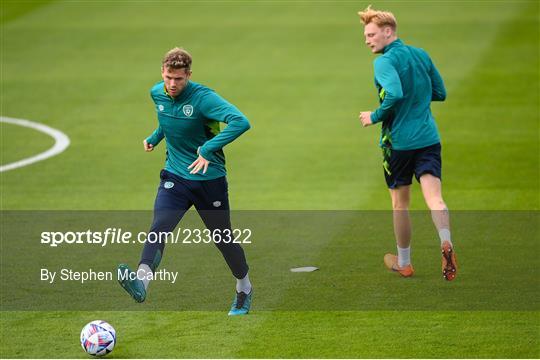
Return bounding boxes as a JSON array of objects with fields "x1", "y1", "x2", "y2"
[
  {"x1": 162, "y1": 47, "x2": 192, "y2": 71},
  {"x1": 358, "y1": 5, "x2": 397, "y2": 31}
]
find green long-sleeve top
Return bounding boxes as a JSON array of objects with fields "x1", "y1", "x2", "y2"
[
  {"x1": 370, "y1": 39, "x2": 446, "y2": 150},
  {"x1": 146, "y1": 81, "x2": 250, "y2": 180}
]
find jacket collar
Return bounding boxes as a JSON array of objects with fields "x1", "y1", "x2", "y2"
[
  {"x1": 163, "y1": 81, "x2": 193, "y2": 101},
  {"x1": 383, "y1": 38, "x2": 403, "y2": 54}
]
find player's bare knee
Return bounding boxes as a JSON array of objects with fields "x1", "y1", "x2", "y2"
[
  {"x1": 426, "y1": 198, "x2": 446, "y2": 211},
  {"x1": 392, "y1": 199, "x2": 410, "y2": 211}
]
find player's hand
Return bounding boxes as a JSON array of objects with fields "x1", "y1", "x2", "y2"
[
  {"x1": 188, "y1": 154, "x2": 209, "y2": 174},
  {"x1": 359, "y1": 112, "x2": 373, "y2": 127},
  {"x1": 143, "y1": 140, "x2": 154, "y2": 152}
]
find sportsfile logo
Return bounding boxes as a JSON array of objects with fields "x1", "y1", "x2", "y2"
[{"x1": 40, "y1": 228, "x2": 253, "y2": 247}]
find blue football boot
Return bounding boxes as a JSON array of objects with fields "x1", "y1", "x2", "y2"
[
  {"x1": 117, "y1": 264, "x2": 146, "y2": 303},
  {"x1": 228, "y1": 289, "x2": 252, "y2": 316}
]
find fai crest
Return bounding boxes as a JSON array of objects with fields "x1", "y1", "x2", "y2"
[
  {"x1": 182, "y1": 105, "x2": 194, "y2": 117},
  {"x1": 164, "y1": 181, "x2": 174, "y2": 189}
]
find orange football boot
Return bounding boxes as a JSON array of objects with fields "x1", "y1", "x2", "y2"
[
  {"x1": 384, "y1": 254, "x2": 414, "y2": 277},
  {"x1": 441, "y1": 241, "x2": 457, "y2": 281}
]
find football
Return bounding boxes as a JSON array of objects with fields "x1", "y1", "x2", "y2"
[{"x1": 80, "y1": 320, "x2": 116, "y2": 356}]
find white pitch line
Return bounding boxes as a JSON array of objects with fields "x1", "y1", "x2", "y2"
[{"x1": 0, "y1": 116, "x2": 70, "y2": 172}]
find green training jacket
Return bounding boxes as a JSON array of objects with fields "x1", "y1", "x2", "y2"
[
  {"x1": 146, "y1": 81, "x2": 250, "y2": 180},
  {"x1": 370, "y1": 39, "x2": 446, "y2": 150}
]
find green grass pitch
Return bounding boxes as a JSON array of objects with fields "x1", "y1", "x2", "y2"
[{"x1": 1, "y1": 0, "x2": 538, "y2": 358}]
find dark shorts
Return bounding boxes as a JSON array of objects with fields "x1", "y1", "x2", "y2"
[
  {"x1": 154, "y1": 169, "x2": 230, "y2": 212},
  {"x1": 383, "y1": 143, "x2": 442, "y2": 189},
  {"x1": 140, "y1": 169, "x2": 249, "y2": 279}
]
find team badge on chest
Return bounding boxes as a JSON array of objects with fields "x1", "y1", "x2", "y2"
[{"x1": 182, "y1": 104, "x2": 194, "y2": 117}]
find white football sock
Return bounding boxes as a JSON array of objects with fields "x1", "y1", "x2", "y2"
[
  {"x1": 137, "y1": 264, "x2": 152, "y2": 290},
  {"x1": 438, "y1": 229, "x2": 452, "y2": 246},
  {"x1": 397, "y1": 246, "x2": 411, "y2": 267},
  {"x1": 236, "y1": 273, "x2": 252, "y2": 294}
]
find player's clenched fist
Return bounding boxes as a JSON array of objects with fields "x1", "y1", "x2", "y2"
[
  {"x1": 143, "y1": 139, "x2": 154, "y2": 152},
  {"x1": 359, "y1": 111, "x2": 373, "y2": 127}
]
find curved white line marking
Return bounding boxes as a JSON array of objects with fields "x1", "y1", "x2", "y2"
[{"x1": 0, "y1": 116, "x2": 70, "y2": 172}]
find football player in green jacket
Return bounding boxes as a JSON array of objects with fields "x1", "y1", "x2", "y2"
[
  {"x1": 358, "y1": 6, "x2": 457, "y2": 281},
  {"x1": 118, "y1": 48, "x2": 253, "y2": 314}
]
